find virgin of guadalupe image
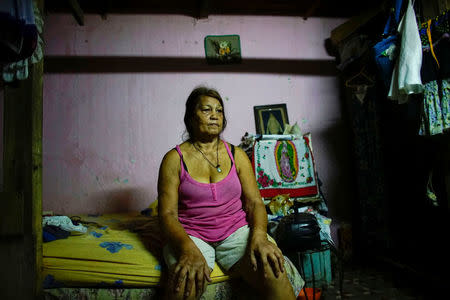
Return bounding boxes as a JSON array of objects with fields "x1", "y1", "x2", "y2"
[
  {"x1": 279, "y1": 142, "x2": 295, "y2": 182},
  {"x1": 274, "y1": 141, "x2": 298, "y2": 183},
  {"x1": 266, "y1": 113, "x2": 283, "y2": 134}
]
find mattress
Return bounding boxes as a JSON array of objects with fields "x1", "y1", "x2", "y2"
[
  {"x1": 43, "y1": 212, "x2": 229, "y2": 288},
  {"x1": 43, "y1": 211, "x2": 305, "y2": 298}
]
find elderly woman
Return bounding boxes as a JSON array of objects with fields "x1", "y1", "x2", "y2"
[{"x1": 158, "y1": 86, "x2": 296, "y2": 300}]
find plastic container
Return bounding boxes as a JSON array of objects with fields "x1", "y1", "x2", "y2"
[{"x1": 297, "y1": 287, "x2": 322, "y2": 300}]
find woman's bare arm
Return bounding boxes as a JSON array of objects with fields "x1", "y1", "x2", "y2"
[
  {"x1": 234, "y1": 146, "x2": 285, "y2": 277},
  {"x1": 157, "y1": 149, "x2": 211, "y2": 297},
  {"x1": 158, "y1": 149, "x2": 191, "y2": 253},
  {"x1": 234, "y1": 147, "x2": 268, "y2": 235}
]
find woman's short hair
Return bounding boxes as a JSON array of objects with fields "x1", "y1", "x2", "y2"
[{"x1": 184, "y1": 86, "x2": 227, "y2": 138}]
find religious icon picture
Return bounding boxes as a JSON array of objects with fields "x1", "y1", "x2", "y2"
[
  {"x1": 204, "y1": 35, "x2": 242, "y2": 64},
  {"x1": 253, "y1": 104, "x2": 289, "y2": 135}
]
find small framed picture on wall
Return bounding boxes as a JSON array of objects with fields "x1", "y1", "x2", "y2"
[
  {"x1": 254, "y1": 104, "x2": 289, "y2": 135},
  {"x1": 204, "y1": 35, "x2": 242, "y2": 64}
]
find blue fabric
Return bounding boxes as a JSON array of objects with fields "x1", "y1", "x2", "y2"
[
  {"x1": 373, "y1": 0, "x2": 404, "y2": 90},
  {"x1": 42, "y1": 274, "x2": 63, "y2": 288},
  {"x1": 114, "y1": 279, "x2": 124, "y2": 286},
  {"x1": 43, "y1": 231, "x2": 56, "y2": 242},
  {"x1": 90, "y1": 231, "x2": 103, "y2": 238},
  {"x1": 382, "y1": 0, "x2": 403, "y2": 36},
  {"x1": 373, "y1": 34, "x2": 400, "y2": 89},
  {"x1": 0, "y1": 0, "x2": 38, "y2": 62},
  {"x1": 99, "y1": 242, "x2": 133, "y2": 253},
  {"x1": 43, "y1": 225, "x2": 70, "y2": 242}
]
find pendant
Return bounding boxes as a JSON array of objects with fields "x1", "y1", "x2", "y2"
[{"x1": 217, "y1": 166, "x2": 222, "y2": 173}]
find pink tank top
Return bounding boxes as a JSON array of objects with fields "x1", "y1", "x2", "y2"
[{"x1": 175, "y1": 141, "x2": 248, "y2": 242}]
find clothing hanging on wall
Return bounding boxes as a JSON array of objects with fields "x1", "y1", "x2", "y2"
[
  {"x1": 343, "y1": 79, "x2": 390, "y2": 254},
  {"x1": 0, "y1": 0, "x2": 37, "y2": 62},
  {"x1": 332, "y1": 1, "x2": 449, "y2": 263},
  {"x1": 418, "y1": 9, "x2": 450, "y2": 135},
  {"x1": 388, "y1": 0, "x2": 424, "y2": 103},
  {"x1": 1, "y1": 0, "x2": 43, "y2": 82}
]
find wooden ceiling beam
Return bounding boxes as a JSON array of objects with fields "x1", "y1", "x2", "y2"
[
  {"x1": 303, "y1": 0, "x2": 321, "y2": 20},
  {"x1": 197, "y1": 0, "x2": 210, "y2": 19},
  {"x1": 45, "y1": 0, "x2": 366, "y2": 18},
  {"x1": 99, "y1": 0, "x2": 111, "y2": 20},
  {"x1": 66, "y1": 0, "x2": 84, "y2": 25}
]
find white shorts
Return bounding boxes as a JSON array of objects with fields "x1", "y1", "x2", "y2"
[{"x1": 163, "y1": 225, "x2": 250, "y2": 271}]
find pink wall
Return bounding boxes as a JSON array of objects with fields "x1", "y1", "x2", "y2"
[{"x1": 42, "y1": 14, "x2": 353, "y2": 219}]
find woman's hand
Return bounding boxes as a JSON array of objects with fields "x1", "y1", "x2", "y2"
[
  {"x1": 172, "y1": 244, "x2": 212, "y2": 298},
  {"x1": 249, "y1": 231, "x2": 285, "y2": 278},
  {"x1": 233, "y1": 147, "x2": 285, "y2": 278}
]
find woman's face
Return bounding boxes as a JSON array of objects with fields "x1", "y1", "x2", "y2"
[{"x1": 192, "y1": 96, "x2": 224, "y2": 137}]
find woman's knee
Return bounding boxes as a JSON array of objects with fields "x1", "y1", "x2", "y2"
[
  {"x1": 263, "y1": 269, "x2": 292, "y2": 289},
  {"x1": 257, "y1": 271, "x2": 296, "y2": 300},
  {"x1": 232, "y1": 259, "x2": 294, "y2": 299}
]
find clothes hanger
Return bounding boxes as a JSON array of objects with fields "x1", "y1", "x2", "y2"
[{"x1": 345, "y1": 67, "x2": 375, "y2": 88}]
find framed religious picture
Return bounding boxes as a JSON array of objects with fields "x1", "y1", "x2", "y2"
[
  {"x1": 204, "y1": 35, "x2": 242, "y2": 64},
  {"x1": 254, "y1": 104, "x2": 289, "y2": 135}
]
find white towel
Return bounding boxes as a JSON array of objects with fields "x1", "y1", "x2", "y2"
[{"x1": 388, "y1": 0, "x2": 423, "y2": 103}]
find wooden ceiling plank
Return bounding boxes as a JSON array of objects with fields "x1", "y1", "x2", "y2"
[
  {"x1": 100, "y1": 0, "x2": 111, "y2": 20},
  {"x1": 330, "y1": 1, "x2": 386, "y2": 46},
  {"x1": 303, "y1": 0, "x2": 321, "y2": 20},
  {"x1": 197, "y1": 0, "x2": 210, "y2": 19},
  {"x1": 45, "y1": 0, "x2": 366, "y2": 18},
  {"x1": 66, "y1": 0, "x2": 84, "y2": 25}
]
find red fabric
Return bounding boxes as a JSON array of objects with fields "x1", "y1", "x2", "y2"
[{"x1": 259, "y1": 186, "x2": 318, "y2": 198}]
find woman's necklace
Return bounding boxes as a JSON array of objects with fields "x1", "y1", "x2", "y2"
[{"x1": 192, "y1": 139, "x2": 222, "y2": 173}]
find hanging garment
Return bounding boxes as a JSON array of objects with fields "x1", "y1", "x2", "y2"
[
  {"x1": 372, "y1": 0, "x2": 403, "y2": 92},
  {"x1": 2, "y1": 1, "x2": 43, "y2": 82},
  {"x1": 0, "y1": 0, "x2": 37, "y2": 63},
  {"x1": 419, "y1": 78, "x2": 450, "y2": 135},
  {"x1": 418, "y1": 10, "x2": 450, "y2": 135},
  {"x1": 388, "y1": 0, "x2": 424, "y2": 103},
  {"x1": 343, "y1": 83, "x2": 389, "y2": 253}
]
